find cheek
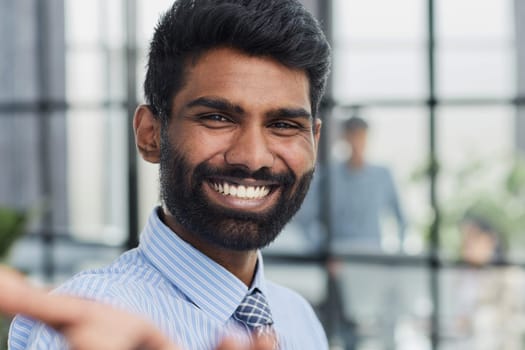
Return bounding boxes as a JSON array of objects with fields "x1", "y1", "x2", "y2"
[
  {"x1": 172, "y1": 128, "x2": 232, "y2": 165},
  {"x1": 274, "y1": 138, "x2": 317, "y2": 174}
]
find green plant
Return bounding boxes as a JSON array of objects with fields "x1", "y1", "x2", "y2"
[
  {"x1": 0, "y1": 316, "x2": 10, "y2": 349},
  {"x1": 412, "y1": 154, "x2": 525, "y2": 258},
  {"x1": 0, "y1": 206, "x2": 27, "y2": 260},
  {"x1": 0, "y1": 206, "x2": 27, "y2": 349}
]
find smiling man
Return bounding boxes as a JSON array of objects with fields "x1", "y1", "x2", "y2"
[{"x1": 9, "y1": 0, "x2": 331, "y2": 349}]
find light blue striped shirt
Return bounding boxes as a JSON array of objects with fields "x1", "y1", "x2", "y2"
[{"x1": 9, "y1": 207, "x2": 328, "y2": 350}]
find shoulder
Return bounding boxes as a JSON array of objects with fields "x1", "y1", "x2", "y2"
[
  {"x1": 56, "y1": 248, "x2": 168, "y2": 300},
  {"x1": 367, "y1": 164, "x2": 389, "y2": 174},
  {"x1": 266, "y1": 281, "x2": 328, "y2": 349},
  {"x1": 9, "y1": 249, "x2": 172, "y2": 350},
  {"x1": 266, "y1": 280, "x2": 313, "y2": 310},
  {"x1": 367, "y1": 164, "x2": 394, "y2": 181}
]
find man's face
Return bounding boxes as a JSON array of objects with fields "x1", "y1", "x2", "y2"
[
  {"x1": 460, "y1": 223, "x2": 496, "y2": 266},
  {"x1": 345, "y1": 128, "x2": 367, "y2": 159},
  {"x1": 158, "y1": 47, "x2": 320, "y2": 251}
]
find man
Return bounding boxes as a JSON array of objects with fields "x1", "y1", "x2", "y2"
[
  {"x1": 9, "y1": 0, "x2": 331, "y2": 349},
  {"x1": 298, "y1": 116, "x2": 405, "y2": 252},
  {"x1": 335, "y1": 116, "x2": 406, "y2": 250}
]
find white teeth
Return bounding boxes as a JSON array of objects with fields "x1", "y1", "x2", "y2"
[
  {"x1": 237, "y1": 185, "x2": 246, "y2": 197},
  {"x1": 210, "y1": 181, "x2": 271, "y2": 199},
  {"x1": 260, "y1": 187, "x2": 270, "y2": 197}
]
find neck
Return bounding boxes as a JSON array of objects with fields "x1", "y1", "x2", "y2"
[
  {"x1": 197, "y1": 246, "x2": 259, "y2": 287},
  {"x1": 348, "y1": 156, "x2": 365, "y2": 168},
  {"x1": 159, "y1": 207, "x2": 258, "y2": 287}
]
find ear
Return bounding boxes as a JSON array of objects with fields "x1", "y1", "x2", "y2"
[
  {"x1": 133, "y1": 105, "x2": 161, "y2": 163},
  {"x1": 313, "y1": 117, "x2": 322, "y2": 152}
]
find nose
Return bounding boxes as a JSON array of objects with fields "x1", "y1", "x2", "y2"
[{"x1": 224, "y1": 125, "x2": 274, "y2": 171}]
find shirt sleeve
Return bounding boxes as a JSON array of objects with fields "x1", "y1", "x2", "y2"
[
  {"x1": 8, "y1": 275, "x2": 119, "y2": 350},
  {"x1": 384, "y1": 168, "x2": 406, "y2": 240},
  {"x1": 9, "y1": 315, "x2": 69, "y2": 350}
]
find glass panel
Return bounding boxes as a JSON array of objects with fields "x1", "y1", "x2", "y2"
[
  {"x1": 64, "y1": 48, "x2": 125, "y2": 104},
  {"x1": 105, "y1": 0, "x2": 126, "y2": 49},
  {"x1": 65, "y1": 0, "x2": 125, "y2": 48},
  {"x1": 437, "y1": 0, "x2": 513, "y2": 41},
  {"x1": 333, "y1": 48, "x2": 426, "y2": 102},
  {"x1": 67, "y1": 108, "x2": 128, "y2": 245},
  {"x1": 333, "y1": 0, "x2": 424, "y2": 42},
  {"x1": 439, "y1": 266, "x2": 525, "y2": 350},
  {"x1": 337, "y1": 262, "x2": 431, "y2": 349},
  {"x1": 437, "y1": 48, "x2": 515, "y2": 98},
  {"x1": 332, "y1": 0, "x2": 426, "y2": 102},
  {"x1": 65, "y1": 0, "x2": 126, "y2": 103},
  {"x1": 0, "y1": 113, "x2": 41, "y2": 210},
  {"x1": 436, "y1": 0, "x2": 516, "y2": 98},
  {"x1": 66, "y1": 50, "x2": 106, "y2": 102},
  {"x1": 0, "y1": 39, "x2": 39, "y2": 103},
  {"x1": 436, "y1": 106, "x2": 522, "y2": 260},
  {"x1": 0, "y1": 112, "x2": 68, "y2": 232},
  {"x1": 106, "y1": 49, "x2": 126, "y2": 102},
  {"x1": 65, "y1": 0, "x2": 103, "y2": 45},
  {"x1": 264, "y1": 262, "x2": 328, "y2": 306}
]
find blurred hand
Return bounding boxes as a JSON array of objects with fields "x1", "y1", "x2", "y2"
[
  {"x1": 0, "y1": 266, "x2": 277, "y2": 350},
  {"x1": 0, "y1": 266, "x2": 179, "y2": 350}
]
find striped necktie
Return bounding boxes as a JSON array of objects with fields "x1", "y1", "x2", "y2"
[{"x1": 233, "y1": 289, "x2": 278, "y2": 348}]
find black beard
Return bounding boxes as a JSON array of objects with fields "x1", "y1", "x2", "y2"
[{"x1": 159, "y1": 135, "x2": 314, "y2": 251}]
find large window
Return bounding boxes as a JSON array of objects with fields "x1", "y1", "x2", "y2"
[
  {"x1": 2, "y1": 1, "x2": 524, "y2": 349},
  {"x1": 320, "y1": 0, "x2": 523, "y2": 349}
]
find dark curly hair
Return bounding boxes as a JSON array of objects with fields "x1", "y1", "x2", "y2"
[{"x1": 144, "y1": 0, "x2": 331, "y2": 123}]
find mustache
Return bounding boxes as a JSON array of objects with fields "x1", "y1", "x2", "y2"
[{"x1": 192, "y1": 162, "x2": 296, "y2": 186}]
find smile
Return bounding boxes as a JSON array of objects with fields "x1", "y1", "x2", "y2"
[{"x1": 210, "y1": 181, "x2": 271, "y2": 200}]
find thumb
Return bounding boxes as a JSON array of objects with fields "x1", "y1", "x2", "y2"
[
  {"x1": 0, "y1": 265, "x2": 37, "y2": 316},
  {"x1": 215, "y1": 337, "x2": 243, "y2": 350},
  {"x1": 253, "y1": 333, "x2": 278, "y2": 350}
]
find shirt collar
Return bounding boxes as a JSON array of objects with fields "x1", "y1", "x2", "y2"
[
  {"x1": 139, "y1": 207, "x2": 268, "y2": 324},
  {"x1": 248, "y1": 251, "x2": 268, "y2": 296}
]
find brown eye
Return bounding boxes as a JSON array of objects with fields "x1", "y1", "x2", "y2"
[
  {"x1": 202, "y1": 114, "x2": 230, "y2": 122},
  {"x1": 269, "y1": 121, "x2": 304, "y2": 136},
  {"x1": 197, "y1": 114, "x2": 235, "y2": 129},
  {"x1": 271, "y1": 122, "x2": 296, "y2": 129}
]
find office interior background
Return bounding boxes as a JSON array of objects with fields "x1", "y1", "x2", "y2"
[{"x1": 2, "y1": 0, "x2": 525, "y2": 349}]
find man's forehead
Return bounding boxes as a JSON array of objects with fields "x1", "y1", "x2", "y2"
[{"x1": 173, "y1": 47, "x2": 312, "y2": 114}]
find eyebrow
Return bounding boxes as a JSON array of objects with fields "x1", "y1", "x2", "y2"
[
  {"x1": 186, "y1": 96, "x2": 312, "y2": 120},
  {"x1": 266, "y1": 107, "x2": 312, "y2": 121},
  {"x1": 186, "y1": 97, "x2": 245, "y2": 115}
]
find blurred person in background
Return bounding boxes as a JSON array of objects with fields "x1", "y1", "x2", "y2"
[
  {"x1": 293, "y1": 115, "x2": 408, "y2": 349},
  {"x1": 332, "y1": 116, "x2": 406, "y2": 252},
  {"x1": 450, "y1": 213, "x2": 525, "y2": 350},
  {"x1": 8, "y1": 0, "x2": 331, "y2": 349},
  {"x1": 296, "y1": 115, "x2": 406, "y2": 253}
]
